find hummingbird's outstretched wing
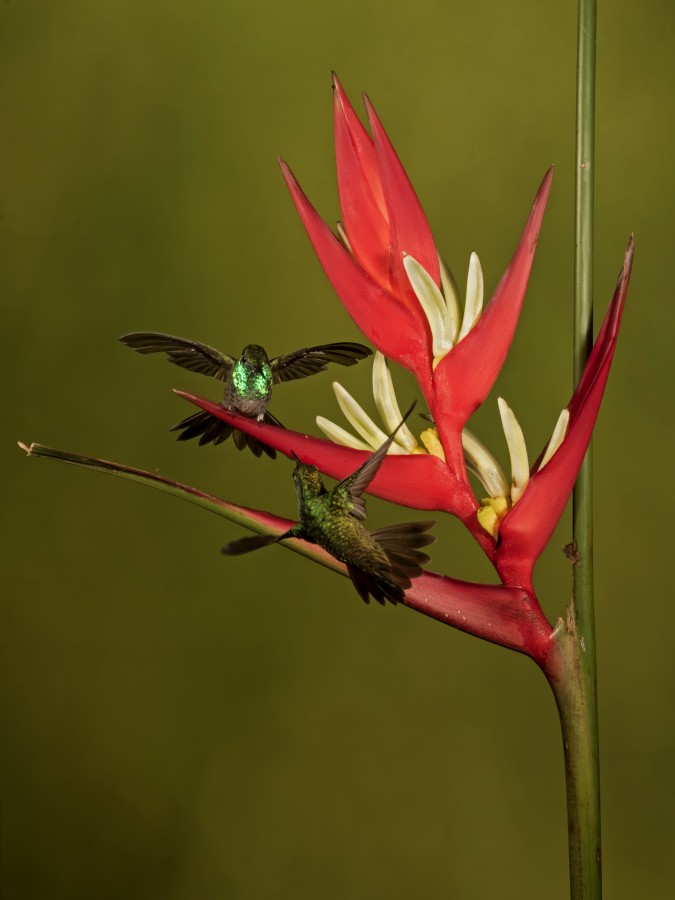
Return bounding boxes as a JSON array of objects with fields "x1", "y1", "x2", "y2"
[
  {"x1": 369, "y1": 521, "x2": 436, "y2": 583},
  {"x1": 170, "y1": 408, "x2": 282, "y2": 459},
  {"x1": 345, "y1": 520, "x2": 436, "y2": 605},
  {"x1": 271, "y1": 342, "x2": 372, "y2": 384},
  {"x1": 335, "y1": 402, "x2": 416, "y2": 521},
  {"x1": 220, "y1": 529, "x2": 296, "y2": 555},
  {"x1": 119, "y1": 332, "x2": 235, "y2": 381}
]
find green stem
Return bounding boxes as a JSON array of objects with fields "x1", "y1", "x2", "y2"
[
  {"x1": 557, "y1": 0, "x2": 602, "y2": 896},
  {"x1": 546, "y1": 623, "x2": 602, "y2": 900}
]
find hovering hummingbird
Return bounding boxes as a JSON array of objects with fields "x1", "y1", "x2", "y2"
[
  {"x1": 221, "y1": 403, "x2": 435, "y2": 605},
  {"x1": 119, "y1": 333, "x2": 372, "y2": 458}
]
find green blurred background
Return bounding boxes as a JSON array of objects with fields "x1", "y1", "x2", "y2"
[{"x1": 2, "y1": 1, "x2": 673, "y2": 897}]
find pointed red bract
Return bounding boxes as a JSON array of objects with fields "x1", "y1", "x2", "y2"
[
  {"x1": 363, "y1": 93, "x2": 441, "y2": 302},
  {"x1": 431, "y1": 168, "x2": 553, "y2": 434},
  {"x1": 279, "y1": 158, "x2": 432, "y2": 385},
  {"x1": 495, "y1": 238, "x2": 633, "y2": 586},
  {"x1": 333, "y1": 74, "x2": 390, "y2": 290},
  {"x1": 175, "y1": 390, "x2": 478, "y2": 517}
]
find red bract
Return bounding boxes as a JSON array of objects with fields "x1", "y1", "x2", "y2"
[
  {"x1": 279, "y1": 160, "x2": 433, "y2": 391},
  {"x1": 174, "y1": 390, "x2": 478, "y2": 517},
  {"x1": 403, "y1": 573, "x2": 552, "y2": 663},
  {"x1": 430, "y1": 169, "x2": 553, "y2": 474},
  {"x1": 334, "y1": 75, "x2": 440, "y2": 306},
  {"x1": 495, "y1": 238, "x2": 634, "y2": 588}
]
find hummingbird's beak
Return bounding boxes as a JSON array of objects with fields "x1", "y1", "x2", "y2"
[{"x1": 290, "y1": 451, "x2": 301, "y2": 463}]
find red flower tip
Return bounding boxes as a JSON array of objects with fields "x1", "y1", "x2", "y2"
[
  {"x1": 494, "y1": 236, "x2": 633, "y2": 586},
  {"x1": 278, "y1": 157, "x2": 433, "y2": 382},
  {"x1": 431, "y1": 167, "x2": 554, "y2": 441},
  {"x1": 332, "y1": 75, "x2": 390, "y2": 291},
  {"x1": 361, "y1": 91, "x2": 440, "y2": 294}
]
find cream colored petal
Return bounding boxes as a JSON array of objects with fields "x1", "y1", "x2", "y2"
[
  {"x1": 403, "y1": 254, "x2": 453, "y2": 361},
  {"x1": 462, "y1": 428, "x2": 510, "y2": 498},
  {"x1": 315, "y1": 417, "x2": 372, "y2": 451},
  {"x1": 498, "y1": 397, "x2": 530, "y2": 504},
  {"x1": 439, "y1": 255, "x2": 461, "y2": 344},
  {"x1": 332, "y1": 382, "x2": 408, "y2": 454},
  {"x1": 372, "y1": 352, "x2": 418, "y2": 451},
  {"x1": 538, "y1": 408, "x2": 570, "y2": 470},
  {"x1": 458, "y1": 252, "x2": 484, "y2": 341}
]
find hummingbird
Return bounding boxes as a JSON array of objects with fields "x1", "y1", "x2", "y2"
[
  {"x1": 119, "y1": 332, "x2": 372, "y2": 458},
  {"x1": 221, "y1": 403, "x2": 435, "y2": 605}
]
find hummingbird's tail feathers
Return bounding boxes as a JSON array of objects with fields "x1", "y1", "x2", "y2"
[
  {"x1": 171, "y1": 410, "x2": 235, "y2": 446},
  {"x1": 346, "y1": 564, "x2": 405, "y2": 606},
  {"x1": 232, "y1": 427, "x2": 277, "y2": 459},
  {"x1": 171, "y1": 411, "x2": 277, "y2": 458},
  {"x1": 220, "y1": 533, "x2": 285, "y2": 555}
]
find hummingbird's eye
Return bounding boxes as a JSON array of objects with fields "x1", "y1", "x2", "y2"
[{"x1": 241, "y1": 355, "x2": 247, "y2": 363}]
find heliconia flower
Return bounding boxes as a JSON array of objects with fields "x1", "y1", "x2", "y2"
[
  {"x1": 279, "y1": 74, "x2": 553, "y2": 482},
  {"x1": 493, "y1": 237, "x2": 634, "y2": 589}
]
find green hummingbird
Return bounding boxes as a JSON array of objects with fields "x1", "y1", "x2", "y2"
[
  {"x1": 221, "y1": 403, "x2": 435, "y2": 605},
  {"x1": 119, "y1": 332, "x2": 372, "y2": 458}
]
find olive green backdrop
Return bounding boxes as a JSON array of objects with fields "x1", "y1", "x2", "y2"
[{"x1": 2, "y1": 1, "x2": 673, "y2": 897}]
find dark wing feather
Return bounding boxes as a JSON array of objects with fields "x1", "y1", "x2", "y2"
[
  {"x1": 336, "y1": 402, "x2": 416, "y2": 518},
  {"x1": 120, "y1": 332, "x2": 235, "y2": 381},
  {"x1": 370, "y1": 521, "x2": 436, "y2": 583},
  {"x1": 271, "y1": 342, "x2": 371, "y2": 384}
]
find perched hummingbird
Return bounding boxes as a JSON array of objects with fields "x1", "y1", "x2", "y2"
[
  {"x1": 221, "y1": 403, "x2": 435, "y2": 605},
  {"x1": 119, "y1": 333, "x2": 372, "y2": 458}
]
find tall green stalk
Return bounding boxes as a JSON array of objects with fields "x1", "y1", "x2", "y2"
[{"x1": 546, "y1": 1, "x2": 602, "y2": 898}]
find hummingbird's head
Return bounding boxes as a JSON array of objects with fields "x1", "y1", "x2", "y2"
[
  {"x1": 239, "y1": 344, "x2": 270, "y2": 370},
  {"x1": 292, "y1": 459, "x2": 325, "y2": 501}
]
